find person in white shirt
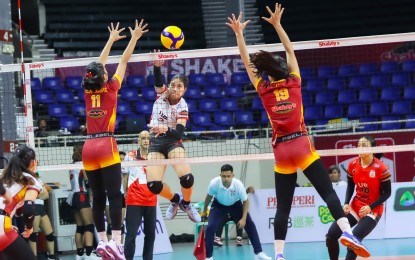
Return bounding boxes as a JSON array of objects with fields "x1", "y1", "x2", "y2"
[
  {"x1": 201, "y1": 164, "x2": 271, "y2": 260},
  {"x1": 328, "y1": 165, "x2": 347, "y2": 188}
]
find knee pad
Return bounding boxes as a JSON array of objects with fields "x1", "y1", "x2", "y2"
[
  {"x1": 29, "y1": 232, "x2": 39, "y2": 242},
  {"x1": 85, "y1": 224, "x2": 95, "y2": 233},
  {"x1": 76, "y1": 225, "x2": 85, "y2": 235},
  {"x1": 45, "y1": 232, "x2": 55, "y2": 242},
  {"x1": 179, "y1": 173, "x2": 194, "y2": 189},
  {"x1": 147, "y1": 181, "x2": 163, "y2": 194}
]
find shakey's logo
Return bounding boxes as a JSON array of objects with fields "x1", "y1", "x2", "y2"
[
  {"x1": 318, "y1": 41, "x2": 340, "y2": 47},
  {"x1": 158, "y1": 53, "x2": 178, "y2": 59},
  {"x1": 272, "y1": 102, "x2": 296, "y2": 113}
]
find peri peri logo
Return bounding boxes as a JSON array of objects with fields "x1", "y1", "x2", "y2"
[
  {"x1": 158, "y1": 53, "x2": 178, "y2": 59},
  {"x1": 88, "y1": 109, "x2": 106, "y2": 118},
  {"x1": 318, "y1": 41, "x2": 340, "y2": 47},
  {"x1": 29, "y1": 63, "x2": 45, "y2": 69},
  {"x1": 318, "y1": 205, "x2": 335, "y2": 224},
  {"x1": 272, "y1": 102, "x2": 296, "y2": 114}
]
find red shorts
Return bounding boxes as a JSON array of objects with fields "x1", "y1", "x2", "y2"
[
  {"x1": 273, "y1": 135, "x2": 320, "y2": 174},
  {"x1": 0, "y1": 229, "x2": 18, "y2": 251},
  {"x1": 350, "y1": 198, "x2": 384, "y2": 220},
  {"x1": 82, "y1": 137, "x2": 121, "y2": 171}
]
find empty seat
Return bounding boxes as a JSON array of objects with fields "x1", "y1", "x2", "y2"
[
  {"x1": 127, "y1": 75, "x2": 146, "y2": 88},
  {"x1": 125, "y1": 115, "x2": 147, "y2": 134},
  {"x1": 338, "y1": 89, "x2": 357, "y2": 104},
  {"x1": 359, "y1": 89, "x2": 377, "y2": 102},
  {"x1": 357, "y1": 117, "x2": 379, "y2": 132},
  {"x1": 141, "y1": 88, "x2": 157, "y2": 100},
  {"x1": 327, "y1": 78, "x2": 346, "y2": 90},
  {"x1": 380, "y1": 87, "x2": 401, "y2": 101},
  {"x1": 224, "y1": 84, "x2": 245, "y2": 98},
  {"x1": 380, "y1": 61, "x2": 399, "y2": 73},
  {"x1": 34, "y1": 91, "x2": 55, "y2": 104},
  {"x1": 391, "y1": 101, "x2": 412, "y2": 115},
  {"x1": 317, "y1": 66, "x2": 336, "y2": 78},
  {"x1": 220, "y1": 98, "x2": 239, "y2": 111},
  {"x1": 189, "y1": 73, "x2": 206, "y2": 86},
  {"x1": 56, "y1": 90, "x2": 75, "y2": 103},
  {"x1": 251, "y1": 97, "x2": 264, "y2": 110},
  {"x1": 369, "y1": 101, "x2": 389, "y2": 116},
  {"x1": 405, "y1": 115, "x2": 415, "y2": 128},
  {"x1": 403, "y1": 86, "x2": 415, "y2": 100},
  {"x1": 184, "y1": 86, "x2": 203, "y2": 100},
  {"x1": 186, "y1": 99, "x2": 196, "y2": 113},
  {"x1": 48, "y1": 103, "x2": 69, "y2": 118},
  {"x1": 192, "y1": 112, "x2": 213, "y2": 127},
  {"x1": 338, "y1": 64, "x2": 357, "y2": 76},
  {"x1": 260, "y1": 111, "x2": 269, "y2": 125},
  {"x1": 136, "y1": 102, "x2": 153, "y2": 116},
  {"x1": 380, "y1": 115, "x2": 401, "y2": 130},
  {"x1": 370, "y1": 73, "x2": 389, "y2": 88},
  {"x1": 302, "y1": 91, "x2": 313, "y2": 106},
  {"x1": 349, "y1": 75, "x2": 369, "y2": 89},
  {"x1": 300, "y1": 67, "x2": 314, "y2": 78},
  {"x1": 206, "y1": 73, "x2": 225, "y2": 86},
  {"x1": 391, "y1": 72, "x2": 411, "y2": 86},
  {"x1": 324, "y1": 104, "x2": 344, "y2": 119},
  {"x1": 60, "y1": 117, "x2": 79, "y2": 132},
  {"x1": 359, "y1": 63, "x2": 377, "y2": 74},
  {"x1": 235, "y1": 111, "x2": 256, "y2": 126},
  {"x1": 43, "y1": 77, "x2": 63, "y2": 90},
  {"x1": 72, "y1": 103, "x2": 86, "y2": 117},
  {"x1": 231, "y1": 72, "x2": 250, "y2": 85},
  {"x1": 31, "y1": 78, "x2": 42, "y2": 91},
  {"x1": 65, "y1": 76, "x2": 83, "y2": 90},
  {"x1": 199, "y1": 100, "x2": 218, "y2": 112},
  {"x1": 120, "y1": 87, "x2": 140, "y2": 101},
  {"x1": 117, "y1": 102, "x2": 134, "y2": 115},
  {"x1": 77, "y1": 89, "x2": 85, "y2": 101},
  {"x1": 305, "y1": 78, "x2": 325, "y2": 91},
  {"x1": 304, "y1": 105, "x2": 323, "y2": 121},
  {"x1": 204, "y1": 85, "x2": 223, "y2": 98},
  {"x1": 347, "y1": 103, "x2": 367, "y2": 118},
  {"x1": 402, "y1": 60, "x2": 415, "y2": 72},
  {"x1": 214, "y1": 112, "x2": 234, "y2": 127},
  {"x1": 315, "y1": 91, "x2": 335, "y2": 105}
]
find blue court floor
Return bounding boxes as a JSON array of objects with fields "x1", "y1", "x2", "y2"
[{"x1": 59, "y1": 237, "x2": 415, "y2": 259}]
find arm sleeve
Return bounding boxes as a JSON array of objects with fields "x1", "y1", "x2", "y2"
[
  {"x1": 154, "y1": 66, "x2": 164, "y2": 88},
  {"x1": 344, "y1": 175, "x2": 355, "y2": 205},
  {"x1": 369, "y1": 180, "x2": 392, "y2": 209},
  {"x1": 167, "y1": 123, "x2": 185, "y2": 140},
  {"x1": 23, "y1": 200, "x2": 35, "y2": 229}
]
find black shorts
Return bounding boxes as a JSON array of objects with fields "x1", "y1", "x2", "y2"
[
  {"x1": 148, "y1": 134, "x2": 184, "y2": 158},
  {"x1": 34, "y1": 204, "x2": 46, "y2": 217},
  {"x1": 71, "y1": 192, "x2": 91, "y2": 210}
]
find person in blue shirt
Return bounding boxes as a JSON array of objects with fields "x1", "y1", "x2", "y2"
[{"x1": 201, "y1": 164, "x2": 271, "y2": 260}]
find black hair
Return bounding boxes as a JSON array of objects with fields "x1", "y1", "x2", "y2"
[
  {"x1": 72, "y1": 143, "x2": 83, "y2": 163},
  {"x1": 220, "y1": 164, "x2": 233, "y2": 172},
  {"x1": 328, "y1": 165, "x2": 341, "y2": 174},
  {"x1": 119, "y1": 151, "x2": 126, "y2": 156},
  {"x1": 0, "y1": 145, "x2": 36, "y2": 187},
  {"x1": 82, "y1": 61, "x2": 105, "y2": 91},
  {"x1": 250, "y1": 50, "x2": 289, "y2": 80},
  {"x1": 170, "y1": 74, "x2": 189, "y2": 88},
  {"x1": 360, "y1": 135, "x2": 384, "y2": 159}
]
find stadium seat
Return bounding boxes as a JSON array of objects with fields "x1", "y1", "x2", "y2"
[
  {"x1": 403, "y1": 86, "x2": 415, "y2": 100},
  {"x1": 204, "y1": 85, "x2": 223, "y2": 98},
  {"x1": 192, "y1": 112, "x2": 213, "y2": 127},
  {"x1": 231, "y1": 72, "x2": 250, "y2": 85},
  {"x1": 337, "y1": 89, "x2": 357, "y2": 104},
  {"x1": 391, "y1": 100, "x2": 412, "y2": 115},
  {"x1": 141, "y1": 88, "x2": 157, "y2": 101},
  {"x1": 214, "y1": 112, "x2": 234, "y2": 127},
  {"x1": 206, "y1": 73, "x2": 226, "y2": 86},
  {"x1": 305, "y1": 78, "x2": 325, "y2": 91},
  {"x1": 224, "y1": 84, "x2": 245, "y2": 98},
  {"x1": 380, "y1": 115, "x2": 401, "y2": 130},
  {"x1": 48, "y1": 103, "x2": 69, "y2": 118},
  {"x1": 251, "y1": 97, "x2": 264, "y2": 110},
  {"x1": 260, "y1": 111, "x2": 269, "y2": 125},
  {"x1": 72, "y1": 103, "x2": 86, "y2": 117},
  {"x1": 405, "y1": 115, "x2": 415, "y2": 128},
  {"x1": 56, "y1": 90, "x2": 75, "y2": 103},
  {"x1": 391, "y1": 72, "x2": 411, "y2": 86},
  {"x1": 315, "y1": 91, "x2": 336, "y2": 105},
  {"x1": 30, "y1": 78, "x2": 42, "y2": 91},
  {"x1": 357, "y1": 117, "x2": 379, "y2": 132},
  {"x1": 117, "y1": 102, "x2": 134, "y2": 115},
  {"x1": 338, "y1": 64, "x2": 357, "y2": 76},
  {"x1": 77, "y1": 89, "x2": 85, "y2": 101},
  {"x1": 209, "y1": 125, "x2": 234, "y2": 138},
  {"x1": 60, "y1": 117, "x2": 80, "y2": 132},
  {"x1": 349, "y1": 75, "x2": 370, "y2": 89},
  {"x1": 136, "y1": 101, "x2": 153, "y2": 116},
  {"x1": 65, "y1": 76, "x2": 83, "y2": 90},
  {"x1": 34, "y1": 91, "x2": 55, "y2": 104},
  {"x1": 184, "y1": 86, "x2": 203, "y2": 100},
  {"x1": 220, "y1": 98, "x2": 239, "y2": 111},
  {"x1": 199, "y1": 100, "x2": 218, "y2": 112},
  {"x1": 327, "y1": 77, "x2": 346, "y2": 90},
  {"x1": 324, "y1": 104, "x2": 344, "y2": 119},
  {"x1": 359, "y1": 88, "x2": 378, "y2": 102},
  {"x1": 146, "y1": 74, "x2": 166, "y2": 86},
  {"x1": 43, "y1": 77, "x2": 63, "y2": 90},
  {"x1": 186, "y1": 99, "x2": 196, "y2": 113},
  {"x1": 125, "y1": 115, "x2": 147, "y2": 134},
  {"x1": 300, "y1": 67, "x2": 314, "y2": 78},
  {"x1": 370, "y1": 73, "x2": 389, "y2": 88},
  {"x1": 359, "y1": 63, "x2": 377, "y2": 75},
  {"x1": 347, "y1": 103, "x2": 367, "y2": 118},
  {"x1": 127, "y1": 75, "x2": 146, "y2": 88},
  {"x1": 115, "y1": 115, "x2": 124, "y2": 130},
  {"x1": 120, "y1": 87, "x2": 140, "y2": 102},
  {"x1": 402, "y1": 60, "x2": 415, "y2": 72},
  {"x1": 189, "y1": 73, "x2": 206, "y2": 87},
  {"x1": 235, "y1": 111, "x2": 256, "y2": 126},
  {"x1": 302, "y1": 91, "x2": 313, "y2": 106},
  {"x1": 317, "y1": 66, "x2": 336, "y2": 78},
  {"x1": 380, "y1": 61, "x2": 399, "y2": 73},
  {"x1": 369, "y1": 101, "x2": 389, "y2": 116},
  {"x1": 304, "y1": 105, "x2": 323, "y2": 121},
  {"x1": 380, "y1": 87, "x2": 401, "y2": 101}
]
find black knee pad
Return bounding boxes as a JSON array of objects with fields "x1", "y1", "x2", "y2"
[
  {"x1": 147, "y1": 181, "x2": 163, "y2": 194},
  {"x1": 29, "y1": 232, "x2": 39, "y2": 242},
  {"x1": 85, "y1": 224, "x2": 95, "y2": 233},
  {"x1": 179, "y1": 173, "x2": 194, "y2": 189},
  {"x1": 76, "y1": 225, "x2": 85, "y2": 235},
  {"x1": 45, "y1": 232, "x2": 55, "y2": 242}
]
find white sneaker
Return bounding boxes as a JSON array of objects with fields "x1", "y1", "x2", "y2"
[
  {"x1": 179, "y1": 201, "x2": 201, "y2": 223},
  {"x1": 75, "y1": 255, "x2": 84, "y2": 260},
  {"x1": 205, "y1": 257, "x2": 213, "y2": 260},
  {"x1": 254, "y1": 252, "x2": 272, "y2": 260},
  {"x1": 96, "y1": 241, "x2": 114, "y2": 260},
  {"x1": 105, "y1": 239, "x2": 125, "y2": 260},
  {"x1": 165, "y1": 193, "x2": 181, "y2": 220}
]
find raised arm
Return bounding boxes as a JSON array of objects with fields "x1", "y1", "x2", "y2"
[
  {"x1": 114, "y1": 19, "x2": 149, "y2": 83},
  {"x1": 98, "y1": 22, "x2": 127, "y2": 66},
  {"x1": 262, "y1": 3, "x2": 299, "y2": 75},
  {"x1": 226, "y1": 13, "x2": 259, "y2": 86}
]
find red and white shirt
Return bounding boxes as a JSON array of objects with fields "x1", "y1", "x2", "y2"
[{"x1": 148, "y1": 90, "x2": 188, "y2": 128}]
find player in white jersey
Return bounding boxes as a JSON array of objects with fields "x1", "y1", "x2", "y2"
[
  {"x1": 0, "y1": 145, "x2": 41, "y2": 260},
  {"x1": 145, "y1": 58, "x2": 200, "y2": 223}
]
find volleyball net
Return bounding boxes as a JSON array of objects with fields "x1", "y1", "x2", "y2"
[{"x1": 0, "y1": 32, "x2": 415, "y2": 180}]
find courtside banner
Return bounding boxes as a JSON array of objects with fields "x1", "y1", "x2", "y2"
[
  {"x1": 133, "y1": 203, "x2": 173, "y2": 256},
  {"x1": 384, "y1": 182, "x2": 415, "y2": 238},
  {"x1": 249, "y1": 188, "x2": 385, "y2": 244}
]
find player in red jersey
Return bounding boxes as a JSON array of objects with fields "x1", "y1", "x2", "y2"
[
  {"x1": 227, "y1": 3, "x2": 369, "y2": 259},
  {"x1": 81, "y1": 20, "x2": 148, "y2": 260},
  {"x1": 326, "y1": 136, "x2": 391, "y2": 260}
]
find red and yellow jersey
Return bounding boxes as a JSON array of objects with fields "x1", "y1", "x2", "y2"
[
  {"x1": 347, "y1": 157, "x2": 391, "y2": 209},
  {"x1": 254, "y1": 73, "x2": 307, "y2": 144},
  {"x1": 84, "y1": 75, "x2": 121, "y2": 134}
]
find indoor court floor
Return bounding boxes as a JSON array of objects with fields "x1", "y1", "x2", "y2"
[{"x1": 59, "y1": 237, "x2": 415, "y2": 259}]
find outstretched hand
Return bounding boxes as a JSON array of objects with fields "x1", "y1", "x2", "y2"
[
  {"x1": 107, "y1": 22, "x2": 127, "y2": 42},
  {"x1": 152, "y1": 49, "x2": 165, "y2": 67},
  {"x1": 129, "y1": 19, "x2": 149, "y2": 40},
  {"x1": 226, "y1": 12, "x2": 250, "y2": 36},
  {"x1": 262, "y1": 3, "x2": 284, "y2": 27}
]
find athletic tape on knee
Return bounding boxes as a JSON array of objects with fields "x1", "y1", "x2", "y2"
[
  {"x1": 29, "y1": 232, "x2": 39, "y2": 242},
  {"x1": 179, "y1": 173, "x2": 194, "y2": 188},
  {"x1": 147, "y1": 181, "x2": 163, "y2": 194}
]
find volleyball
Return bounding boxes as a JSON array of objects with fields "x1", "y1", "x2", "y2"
[{"x1": 160, "y1": 26, "x2": 184, "y2": 50}]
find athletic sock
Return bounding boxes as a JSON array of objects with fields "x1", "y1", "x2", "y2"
[{"x1": 337, "y1": 217, "x2": 353, "y2": 234}]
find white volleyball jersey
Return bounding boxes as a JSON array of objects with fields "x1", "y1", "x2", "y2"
[
  {"x1": 148, "y1": 90, "x2": 189, "y2": 128},
  {"x1": 69, "y1": 162, "x2": 87, "y2": 193}
]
